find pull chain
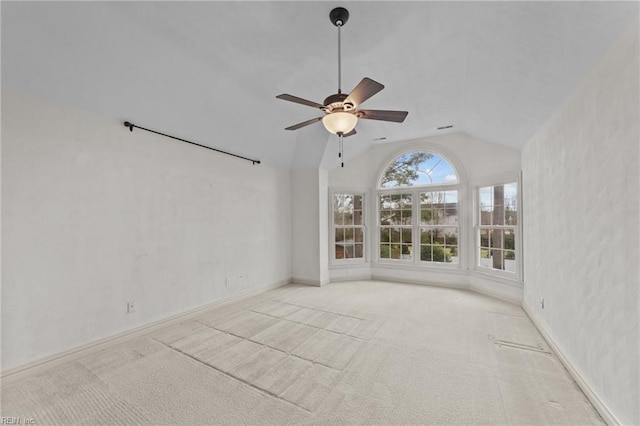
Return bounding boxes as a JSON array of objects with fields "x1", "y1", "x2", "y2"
[{"x1": 339, "y1": 134, "x2": 344, "y2": 167}]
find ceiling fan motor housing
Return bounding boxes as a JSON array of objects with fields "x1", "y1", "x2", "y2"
[
  {"x1": 330, "y1": 7, "x2": 349, "y2": 27},
  {"x1": 323, "y1": 93, "x2": 355, "y2": 113}
]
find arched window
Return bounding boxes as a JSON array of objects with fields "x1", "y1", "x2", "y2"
[
  {"x1": 378, "y1": 151, "x2": 461, "y2": 266},
  {"x1": 380, "y1": 152, "x2": 458, "y2": 188}
]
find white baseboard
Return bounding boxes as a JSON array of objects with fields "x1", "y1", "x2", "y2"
[
  {"x1": 1, "y1": 278, "x2": 290, "y2": 384},
  {"x1": 329, "y1": 274, "x2": 372, "y2": 283},
  {"x1": 471, "y1": 285, "x2": 522, "y2": 306},
  {"x1": 291, "y1": 277, "x2": 325, "y2": 287},
  {"x1": 371, "y1": 275, "x2": 469, "y2": 291},
  {"x1": 522, "y1": 302, "x2": 621, "y2": 426}
]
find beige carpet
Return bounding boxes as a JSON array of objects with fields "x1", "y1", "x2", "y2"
[{"x1": 1, "y1": 281, "x2": 603, "y2": 425}]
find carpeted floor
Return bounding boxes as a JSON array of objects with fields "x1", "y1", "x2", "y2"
[{"x1": 1, "y1": 281, "x2": 603, "y2": 425}]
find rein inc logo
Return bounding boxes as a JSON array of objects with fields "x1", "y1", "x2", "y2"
[{"x1": 0, "y1": 418, "x2": 35, "y2": 425}]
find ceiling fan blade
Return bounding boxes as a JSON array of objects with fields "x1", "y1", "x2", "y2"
[
  {"x1": 285, "y1": 116, "x2": 323, "y2": 130},
  {"x1": 344, "y1": 78, "x2": 384, "y2": 107},
  {"x1": 276, "y1": 94, "x2": 325, "y2": 110},
  {"x1": 344, "y1": 129, "x2": 357, "y2": 137},
  {"x1": 358, "y1": 109, "x2": 408, "y2": 123}
]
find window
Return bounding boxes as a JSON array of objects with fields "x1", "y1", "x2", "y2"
[
  {"x1": 420, "y1": 191, "x2": 459, "y2": 264},
  {"x1": 378, "y1": 151, "x2": 460, "y2": 266},
  {"x1": 332, "y1": 193, "x2": 364, "y2": 261},
  {"x1": 379, "y1": 194, "x2": 413, "y2": 260},
  {"x1": 478, "y1": 183, "x2": 518, "y2": 272}
]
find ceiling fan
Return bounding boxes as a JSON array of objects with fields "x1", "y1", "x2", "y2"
[{"x1": 276, "y1": 7, "x2": 408, "y2": 166}]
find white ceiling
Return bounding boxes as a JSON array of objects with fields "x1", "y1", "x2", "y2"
[{"x1": 2, "y1": 1, "x2": 638, "y2": 168}]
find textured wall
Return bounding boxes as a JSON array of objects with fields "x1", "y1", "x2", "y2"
[
  {"x1": 2, "y1": 91, "x2": 293, "y2": 371},
  {"x1": 291, "y1": 168, "x2": 329, "y2": 286},
  {"x1": 522, "y1": 23, "x2": 639, "y2": 425}
]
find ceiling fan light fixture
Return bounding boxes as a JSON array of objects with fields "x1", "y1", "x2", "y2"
[{"x1": 322, "y1": 112, "x2": 358, "y2": 135}]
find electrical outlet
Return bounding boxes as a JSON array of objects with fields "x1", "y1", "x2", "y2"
[{"x1": 127, "y1": 301, "x2": 136, "y2": 313}]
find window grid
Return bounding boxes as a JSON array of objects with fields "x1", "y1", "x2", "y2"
[
  {"x1": 333, "y1": 194, "x2": 364, "y2": 260},
  {"x1": 379, "y1": 194, "x2": 413, "y2": 260},
  {"x1": 419, "y1": 191, "x2": 459, "y2": 264},
  {"x1": 478, "y1": 183, "x2": 517, "y2": 273}
]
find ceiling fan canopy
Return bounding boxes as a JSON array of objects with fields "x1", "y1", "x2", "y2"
[{"x1": 276, "y1": 7, "x2": 408, "y2": 138}]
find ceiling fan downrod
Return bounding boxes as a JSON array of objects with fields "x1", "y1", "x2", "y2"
[{"x1": 330, "y1": 7, "x2": 349, "y2": 94}]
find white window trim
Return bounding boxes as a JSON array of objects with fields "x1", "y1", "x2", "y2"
[
  {"x1": 376, "y1": 184, "x2": 463, "y2": 268},
  {"x1": 329, "y1": 188, "x2": 367, "y2": 266},
  {"x1": 374, "y1": 145, "x2": 466, "y2": 269},
  {"x1": 472, "y1": 173, "x2": 523, "y2": 281}
]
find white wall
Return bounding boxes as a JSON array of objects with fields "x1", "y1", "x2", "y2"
[
  {"x1": 291, "y1": 168, "x2": 329, "y2": 286},
  {"x1": 328, "y1": 133, "x2": 523, "y2": 302},
  {"x1": 1, "y1": 90, "x2": 292, "y2": 371},
  {"x1": 522, "y1": 23, "x2": 639, "y2": 425}
]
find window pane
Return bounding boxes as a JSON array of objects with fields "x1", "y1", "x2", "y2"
[
  {"x1": 421, "y1": 229, "x2": 433, "y2": 244},
  {"x1": 353, "y1": 195, "x2": 362, "y2": 210},
  {"x1": 335, "y1": 244, "x2": 345, "y2": 259},
  {"x1": 344, "y1": 210, "x2": 354, "y2": 225},
  {"x1": 421, "y1": 192, "x2": 432, "y2": 208},
  {"x1": 449, "y1": 246, "x2": 459, "y2": 264},
  {"x1": 445, "y1": 208, "x2": 458, "y2": 225},
  {"x1": 420, "y1": 208, "x2": 433, "y2": 225},
  {"x1": 355, "y1": 228, "x2": 363, "y2": 243},
  {"x1": 504, "y1": 250, "x2": 515, "y2": 272},
  {"x1": 480, "y1": 187, "x2": 492, "y2": 207},
  {"x1": 480, "y1": 229, "x2": 490, "y2": 248},
  {"x1": 402, "y1": 209, "x2": 412, "y2": 225},
  {"x1": 390, "y1": 228, "x2": 401, "y2": 243},
  {"x1": 380, "y1": 152, "x2": 458, "y2": 188},
  {"x1": 345, "y1": 228, "x2": 354, "y2": 241},
  {"x1": 481, "y1": 205, "x2": 493, "y2": 225},
  {"x1": 380, "y1": 244, "x2": 390, "y2": 259},
  {"x1": 445, "y1": 229, "x2": 458, "y2": 246},
  {"x1": 354, "y1": 210, "x2": 363, "y2": 225},
  {"x1": 490, "y1": 229, "x2": 503, "y2": 249},
  {"x1": 504, "y1": 229, "x2": 515, "y2": 250},
  {"x1": 433, "y1": 228, "x2": 445, "y2": 245},
  {"x1": 492, "y1": 251, "x2": 504, "y2": 270},
  {"x1": 344, "y1": 245, "x2": 354, "y2": 259},
  {"x1": 390, "y1": 244, "x2": 401, "y2": 259},
  {"x1": 335, "y1": 228, "x2": 344, "y2": 243},
  {"x1": 421, "y1": 245, "x2": 432, "y2": 261},
  {"x1": 402, "y1": 228, "x2": 412, "y2": 244},
  {"x1": 355, "y1": 244, "x2": 363, "y2": 258},
  {"x1": 380, "y1": 228, "x2": 390, "y2": 243},
  {"x1": 380, "y1": 210, "x2": 391, "y2": 225}
]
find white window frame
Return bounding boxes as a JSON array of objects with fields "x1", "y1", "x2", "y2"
[
  {"x1": 375, "y1": 149, "x2": 463, "y2": 269},
  {"x1": 329, "y1": 189, "x2": 367, "y2": 265},
  {"x1": 473, "y1": 173, "x2": 522, "y2": 280}
]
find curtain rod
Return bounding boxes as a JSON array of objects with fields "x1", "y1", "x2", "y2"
[{"x1": 123, "y1": 121, "x2": 261, "y2": 165}]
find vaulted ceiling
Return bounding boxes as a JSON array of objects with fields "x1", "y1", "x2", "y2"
[{"x1": 2, "y1": 2, "x2": 637, "y2": 168}]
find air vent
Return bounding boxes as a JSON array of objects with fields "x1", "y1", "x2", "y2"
[{"x1": 437, "y1": 125, "x2": 454, "y2": 130}]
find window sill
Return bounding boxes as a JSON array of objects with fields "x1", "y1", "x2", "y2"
[
  {"x1": 329, "y1": 260, "x2": 368, "y2": 269},
  {"x1": 373, "y1": 261, "x2": 462, "y2": 273}
]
